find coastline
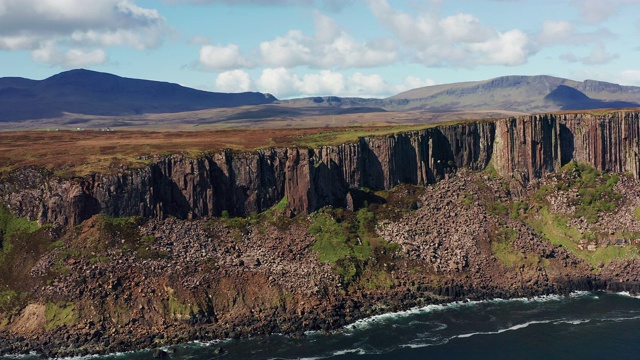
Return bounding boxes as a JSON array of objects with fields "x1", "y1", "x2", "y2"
[{"x1": 4, "y1": 290, "x2": 639, "y2": 359}]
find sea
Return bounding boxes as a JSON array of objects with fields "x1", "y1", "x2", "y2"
[{"x1": 4, "y1": 291, "x2": 640, "y2": 360}]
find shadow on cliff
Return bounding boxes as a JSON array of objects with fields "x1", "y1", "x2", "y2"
[
  {"x1": 360, "y1": 139, "x2": 387, "y2": 190},
  {"x1": 560, "y1": 123, "x2": 575, "y2": 166},
  {"x1": 151, "y1": 165, "x2": 192, "y2": 219},
  {"x1": 429, "y1": 129, "x2": 457, "y2": 182}
]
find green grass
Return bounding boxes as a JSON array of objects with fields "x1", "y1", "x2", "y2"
[
  {"x1": 461, "y1": 192, "x2": 474, "y2": 209},
  {"x1": 44, "y1": 302, "x2": 77, "y2": 331},
  {"x1": 528, "y1": 207, "x2": 640, "y2": 268},
  {"x1": 309, "y1": 207, "x2": 398, "y2": 285},
  {"x1": 559, "y1": 162, "x2": 621, "y2": 223},
  {"x1": 634, "y1": 205, "x2": 640, "y2": 222},
  {"x1": 0, "y1": 205, "x2": 49, "y2": 299},
  {"x1": 0, "y1": 290, "x2": 28, "y2": 311},
  {"x1": 0, "y1": 204, "x2": 40, "y2": 256},
  {"x1": 486, "y1": 200, "x2": 528, "y2": 220},
  {"x1": 167, "y1": 288, "x2": 200, "y2": 321},
  {"x1": 491, "y1": 227, "x2": 519, "y2": 265}
]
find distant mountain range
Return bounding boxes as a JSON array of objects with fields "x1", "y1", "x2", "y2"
[
  {"x1": 386, "y1": 75, "x2": 640, "y2": 112},
  {"x1": 0, "y1": 69, "x2": 277, "y2": 121},
  {"x1": 0, "y1": 70, "x2": 639, "y2": 124},
  {"x1": 283, "y1": 75, "x2": 640, "y2": 113}
]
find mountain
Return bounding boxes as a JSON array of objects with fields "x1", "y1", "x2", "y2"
[
  {"x1": 2, "y1": 71, "x2": 638, "y2": 126},
  {"x1": 386, "y1": 75, "x2": 640, "y2": 112},
  {"x1": 0, "y1": 69, "x2": 277, "y2": 121}
]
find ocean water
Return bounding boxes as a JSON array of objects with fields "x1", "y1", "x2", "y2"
[{"x1": 5, "y1": 292, "x2": 640, "y2": 360}]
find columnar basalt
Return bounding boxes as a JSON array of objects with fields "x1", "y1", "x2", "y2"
[{"x1": 2, "y1": 111, "x2": 640, "y2": 226}]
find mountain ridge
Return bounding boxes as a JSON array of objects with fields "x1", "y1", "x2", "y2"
[
  {"x1": 0, "y1": 69, "x2": 278, "y2": 121},
  {"x1": 1, "y1": 70, "x2": 639, "y2": 126}
]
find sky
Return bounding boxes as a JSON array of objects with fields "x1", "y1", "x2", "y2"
[{"x1": 0, "y1": 0, "x2": 639, "y2": 99}]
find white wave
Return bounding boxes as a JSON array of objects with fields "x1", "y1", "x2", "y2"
[
  {"x1": 400, "y1": 337, "x2": 451, "y2": 349},
  {"x1": 58, "y1": 352, "x2": 130, "y2": 360},
  {"x1": 0, "y1": 353, "x2": 41, "y2": 360},
  {"x1": 456, "y1": 320, "x2": 553, "y2": 339},
  {"x1": 332, "y1": 348, "x2": 368, "y2": 356},
  {"x1": 555, "y1": 319, "x2": 590, "y2": 325},
  {"x1": 613, "y1": 291, "x2": 640, "y2": 299},
  {"x1": 345, "y1": 291, "x2": 589, "y2": 331}
]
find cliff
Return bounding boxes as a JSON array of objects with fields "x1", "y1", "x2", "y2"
[
  {"x1": 2, "y1": 111, "x2": 640, "y2": 226},
  {"x1": 4, "y1": 110, "x2": 640, "y2": 358}
]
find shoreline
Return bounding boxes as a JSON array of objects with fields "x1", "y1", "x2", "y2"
[{"x1": 1, "y1": 283, "x2": 624, "y2": 358}]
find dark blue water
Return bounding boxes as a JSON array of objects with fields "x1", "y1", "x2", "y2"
[{"x1": 6, "y1": 292, "x2": 640, "y2": 359}]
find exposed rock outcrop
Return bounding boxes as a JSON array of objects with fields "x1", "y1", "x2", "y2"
[{"x1": 1, "y1": 111, "x2": 640, "y2": 226}]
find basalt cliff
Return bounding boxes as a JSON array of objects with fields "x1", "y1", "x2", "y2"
[
  {"x1": 3, "y1": 111, "x2": 640, "y2": 226},
  {"x1": 2, "y1": 110, "x2": 640, "y2": 358}
]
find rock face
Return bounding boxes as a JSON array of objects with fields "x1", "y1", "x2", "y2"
[
  {"x1": 2, "y1": 111, "x2": 640, "y2": 226},
  {"x1": 492, "y1": 111, "x2": 640, "y2": 181}
]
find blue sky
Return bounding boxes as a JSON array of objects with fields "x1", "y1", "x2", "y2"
[{"x1": 0, "y1": 0, "x2": 639, "y2": 99}]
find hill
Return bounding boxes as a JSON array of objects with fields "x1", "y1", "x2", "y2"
[
  {"x1": 1, "y1": 71, "x2": 639, "y2": 129},
  {"x1": 0, "y1": 69, "x2": 277, "y2": 121},
  {"x1": 387, "y1": 75, "x2": 640, "y2": 112}
]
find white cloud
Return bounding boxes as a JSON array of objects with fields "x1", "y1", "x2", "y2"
[
  {"x1": 571, "y1": 0, "x2": 640, "y2": 24},
  {"x1": 189, "y1": 36, "x2": 209, "y2": 45},
  {"x1": 258, "y1": 12, "x2": 398, "y2": 69},
  {"x1": 618, "y1": 70, "x2": 640, "y2": 86},
  {"x1": 582, "y1": 43, "x2": 619, "y2": 65},
  {"x1": 559, "y1": 43, "x2": 618, "y2": 65},
  {"x1": 32, "y1": 42, "x2": 107, "y2": 67},
  {"x1": 559, "y1": 53, "x2": 579, "y2": 63},
  {"x1": 215, "y1": 70, "x2": 253, "y2": 92},
  {"x1": 536, "y1": 20, "x2": 615, "y2": 46},
  {"x1": 259, "y1": 30, "x2": 312, "y2": 68},
  {"x1": 164, "y1": 0, "x2": 354, "y2": 12},
  {"x1": 256, "y1": 68, "x2": 304, "y2": 97},
  {"x1": 349, "y1": 73, "x2": 387, "y2": 95},
  {"x1": 0, "y1": 0, "x2": 168, "y2": 66},
  {"x1": 572, "y1": 69, "x2": 640, "y2": 87},
  {"x1": 299, "y1": 70, "x2": 345, "y2": 95},
  {"x1": 251, "y1": 67, "x2": 434, "y2": 98},
  {"x1": 402, "y1": 76, "x2": 436, "y2": 90},
  {"x1": 538, "y1": 20, "x2": 575, "y2": 44},
  {"x1": 368, "y1": 0, "x2": 534, "y2": 67},
  {"x1": 468, "y1": 29, "x2": 530, "y2": 66},
  {"x1": 199, "y1": 43, "x2": 253, "y2": 71}
]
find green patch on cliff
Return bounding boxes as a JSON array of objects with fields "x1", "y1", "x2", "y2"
[
  {"x1": 0, "y1": 290, "x2": 29, "y2": 312},
  {"x1": 634, "y1": 205, "x2": 640, "y2": 222},
  {"x1": 535, "y1": 162, "x2": 621, "y2": 223},
  {"x1": 490, "y1": 227, "x2": 520, "y2": 267},
  {"x1": 0, "y1": 205, "x2": 40, "y2": 255},
  {"x1": 44, "y1": 302, "x2": 77, "y2": 331},
  {"x1": 0, "y1": 205, "x2": 52, "y2": 296},
  {"x1": 486, "y1": 200, "x2": 528, "y2": 220},
  {"x1": 310, "y1": 207, "x2": 398, "y2": 286},
  {"x1": 89, "y1": 215, "x2": 170, "y2": 259},
  {"x1": 166, "y1": 288, "x2": 200, "y2": 321},
  {"x1": 528, "y1": 207, "x2": 640, "y2": 268}
]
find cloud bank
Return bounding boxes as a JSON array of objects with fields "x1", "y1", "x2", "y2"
[{"x1": 0, "y1": 0, "x2": 169, "y2": 67}]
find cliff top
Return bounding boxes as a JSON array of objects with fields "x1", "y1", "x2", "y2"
[
  {"x1": 1, "y1": 108, "x2": 638, "y2": 178},
  {"x1": 0, "y1": 122, "x2": 452, "y2": 177}
]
